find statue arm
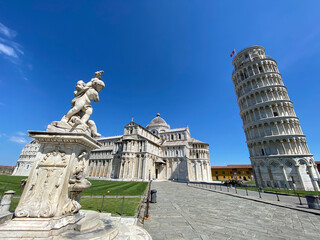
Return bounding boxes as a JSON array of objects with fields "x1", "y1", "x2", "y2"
[{"x1": 94, "y1": 92, "x2": 99, "y2": 102}]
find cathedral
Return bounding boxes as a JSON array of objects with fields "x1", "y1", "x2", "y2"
[
  {"x1": 87, "y1": 113, "x2": 211, "y2": 182},
  {"x1": 13, "y1": 114, "x2": 212, "y2": 182}
]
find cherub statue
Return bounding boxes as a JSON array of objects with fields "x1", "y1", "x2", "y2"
[{"x1": 60, "y1": 70, "x2": 105, "y2": 137}]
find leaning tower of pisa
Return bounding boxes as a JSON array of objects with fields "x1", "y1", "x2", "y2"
[{"x1": 231, "y1": 46, "x2": 319, "y2": 191}]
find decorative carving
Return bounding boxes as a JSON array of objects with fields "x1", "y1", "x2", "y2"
[
  {"x1": 40, "y1": 151, "x2": 67, "y2": 166},
  {"x1": 15, "y1": 151, "x2": 67, "y2": 218},
  {"x1": 63, "y1": 152, "x2": 92, "y2": 215}
]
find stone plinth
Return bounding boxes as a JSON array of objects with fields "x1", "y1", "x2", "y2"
[{"x1": 0, "y1": 131, "x2": 101, "y2": 238}]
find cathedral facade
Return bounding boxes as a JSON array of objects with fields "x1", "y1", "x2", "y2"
[{"x1": 87, "y1": 114, "x2": 211, "y2": 182}]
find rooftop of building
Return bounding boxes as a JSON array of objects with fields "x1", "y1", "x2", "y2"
[
  {"x1": 146, "y1": 113, "x2": 171, "y2": 130},
  {"x1": 98, "y1": 135, "x2": 123, "y2": 140},
  {"x1": 161, "y1": 127, "x2": 187, "y2": 133},
  {"x1": 0, "y1": 165, "x2": 15, "y2": 169},
  {"x1": 188, "y1": 138, "x2": 208, "y2": 145},
  {"x1": 211, "y1": 164, "x2": 252, "y2": 169}
]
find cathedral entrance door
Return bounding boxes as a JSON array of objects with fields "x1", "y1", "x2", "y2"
[{"x1": 156, "y1": 169, "x2": 159, "y2": 179}]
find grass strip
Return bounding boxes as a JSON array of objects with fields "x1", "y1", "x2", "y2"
[
  {"x1": 9, "y1": 197, "x2": 141, "y2": 216},
  {"x1": 0, "y1": 175, "x2": 148, "y2": 197},
  {"x1": 237, "y1": 187, "x2": 320, "y2": 197}
]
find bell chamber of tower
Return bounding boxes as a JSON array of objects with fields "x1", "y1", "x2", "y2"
[{"x1": 232, "y1": 46, "x2": 320, "y2": 191}]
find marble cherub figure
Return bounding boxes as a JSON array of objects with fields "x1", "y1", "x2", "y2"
[{"x1": 60, "y1": 70, "x2": 105, "y2": 137}]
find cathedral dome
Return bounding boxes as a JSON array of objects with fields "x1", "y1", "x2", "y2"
[{"x1": 146, "y1": 113, "x2": 170, "y2": 134}]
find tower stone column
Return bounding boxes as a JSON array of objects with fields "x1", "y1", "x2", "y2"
[{"x1": 231, "y1": 46, "x2": 319, "y2": 191}]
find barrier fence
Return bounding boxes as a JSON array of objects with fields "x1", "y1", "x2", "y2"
[{"x1": 187, "y1": 182, "x2": 309, "y2": 206}]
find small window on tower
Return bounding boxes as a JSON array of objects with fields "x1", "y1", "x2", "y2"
[{"x1": 273, "y1": 112, "x2": 279, "y2": 117}]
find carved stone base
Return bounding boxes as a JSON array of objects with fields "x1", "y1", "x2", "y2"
[
  {"x1": 0, "y1": 213, "x2": 83, "y2": 238},
  {"x1": 0, "y1": 211, "x2": 152, "y2": 239},
  {"x1": 46, "y1": 121, "x2": 92, "y2": 136},
  {"x1": 60, "y1": 210, "x2": 152, "y2": 240}
]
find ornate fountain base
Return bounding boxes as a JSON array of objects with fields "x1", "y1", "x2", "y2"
[
  {"x1": 0, "y1": 213, "x2": 83, "y2": 238},
  {"x1": 0, "y1": 131, "x2": 100, "y2": 238},
  {"x1": 0, "y1": 131, "x2": 151, "y2": 239}
]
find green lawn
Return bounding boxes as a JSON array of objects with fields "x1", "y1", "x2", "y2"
[
  {"x1": 0, "y1": 175, "x2": 148, "y2": 197},
  {"x1": 9, "y1": 198, "x2": 20, "y2": 212},
  {"x1": 244, "y1": 180, "x2": 256, "y2": 185},
  {"x1": 80, "y1": 197, "x2": 141, "y2": 216},
  {"x1": 9, "y1": 197, "x2": 141, "y2": 216},
  {"x1": 0, "y1": 175, "x2": 26, "y2": 196},
  {"x1": 82, "y1": 180, "x2": 148, "y2": 196},
  {"x1": 2, "y1": 175, "x2": 147, "y2": 217}
]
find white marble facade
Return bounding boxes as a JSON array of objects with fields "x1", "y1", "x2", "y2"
[
  {"x1": 232, "y1": 46, "x2": 320, "y2": 191},
  {"x1": 87, "y1": 114, "x2": 211, "y2": 182},
  {"x1": 12, "y1": 140, "x2": 40, "y2": 176}
]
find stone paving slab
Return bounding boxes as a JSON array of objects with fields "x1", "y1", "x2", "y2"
[
  {"x1": 143, "y1": 182, "x2": 320, "y2": 240},
  {"x1": 189, "y1": 184, "x2": 320, "y2": 216}
]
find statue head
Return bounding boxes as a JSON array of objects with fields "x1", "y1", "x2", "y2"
[
  {"x1": 75, "y1": 80, "x2": 86, "y2": 91},
  {"x1": 92, "y1": 79, "x2": 105, "y2": 92}
]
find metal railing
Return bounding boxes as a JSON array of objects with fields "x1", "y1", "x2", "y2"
[{"x1": 187, "y1": 182, "x2": 309, "y2": 206}]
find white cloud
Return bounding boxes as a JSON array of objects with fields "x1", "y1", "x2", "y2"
[
  {"x1": 0, "y1": 23, "x2": 24, "y2": 64},
  {"x1": 16, "y1": 131, "x2": 26, "y2": 136},
  {"x1": 10, "y1": 136, "x2": 27, "y2": 144},
  {"x1": 0, "y1": 42, "x2": 18, "y2": 58},
  {"x1": 0, "y1": 22, "x2": 16, "y2": 39}
]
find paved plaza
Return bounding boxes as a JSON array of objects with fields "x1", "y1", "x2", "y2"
[{"x1": 143, "y1": 182, "x2": 320, "y2": 240}]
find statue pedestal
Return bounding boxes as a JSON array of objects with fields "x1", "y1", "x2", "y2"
[
  {"x1": 0, "y1": 131, "x2": 101, "y2": 238},
  {"x1": 0, "y1": 131, "x2": 152, "y2": 239}
]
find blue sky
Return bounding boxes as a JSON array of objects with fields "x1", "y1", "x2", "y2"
[{"x1": 1, "y1": 1, "x2": 320, "y2": 167}]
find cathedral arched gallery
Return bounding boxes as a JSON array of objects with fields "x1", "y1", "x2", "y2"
[{"x1": 13, "y1": 114, "x2": 212, "y2": 182}]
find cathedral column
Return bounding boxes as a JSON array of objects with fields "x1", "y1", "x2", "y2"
[
  {"x1": 88, "y1": 161, "x2": 93, "y2": 176},
  {"x1": 131, "y1": 159, "x2": 135, "y2": 179},
  {"x1": 103, "y1": 160, "x2": 108, "y2": 177},
  {"x1": 92, "y1": 160, "x2": 98, "y2": 177},
  {"x1": 141, "y1": 157, "x2": 146, "y2": 180},
  {"x1": 137, "y1": 157, "x2": 141, "y2": 179},
  {"x1": 120, "y1": 159, "x2": 125, "y2": 179},
  {"x1": 99, "y1": 161, "x2": 105, "y2": 177},
  {"x1": 177, "y1": 159, "x2": 180, "y2": 181},
  {"x1": 94, "y1": 160, "x2": 99, "y2": 177}
]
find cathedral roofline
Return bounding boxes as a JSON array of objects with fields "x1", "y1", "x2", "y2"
[
  {"x1": 162, "y1": 128, "x2": 187, "y2": 133},
  {"x1": 98, "y1": 135, "x2": 123, "y2": 140},
  {"x1": 188, "y1": 138, "x2": 209, "y2": 145},
  {"x1": 125, "y1": 121, "x2": 160, "y2": 139}
]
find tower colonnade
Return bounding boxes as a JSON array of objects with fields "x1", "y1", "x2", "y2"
[{"x1": 232, "y1": 46, "x2": 320, "y2": 191}]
